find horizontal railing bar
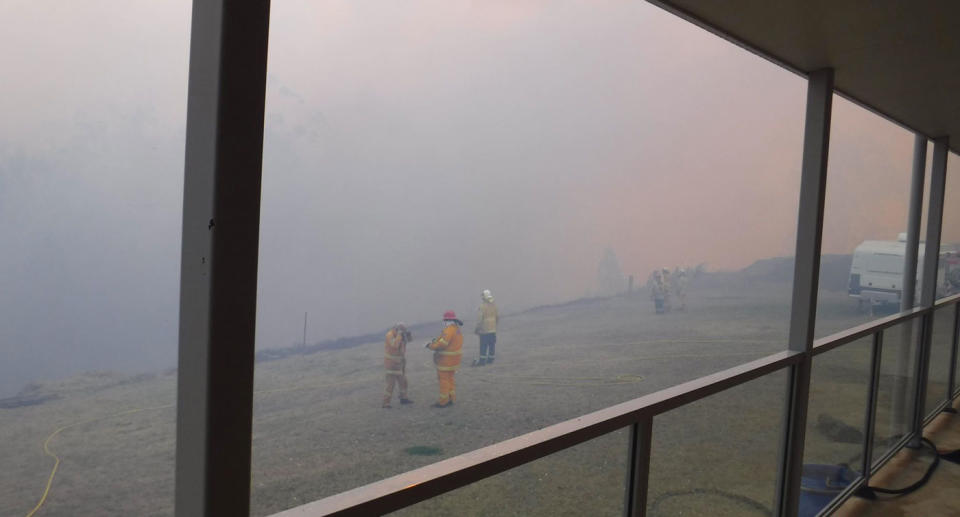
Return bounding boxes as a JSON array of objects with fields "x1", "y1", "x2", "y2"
[
  {"x1": 812, "y1": 295, "x2": 959, "y2": 359},
  {"x1": 812, "y1": 305, "x2": 931, "y2": 356},
  {"x1": 270, "y1": 350, "x2": 802, "y2": 517},
  {"x1": 638, "y1": 350, "x2": 802, "y2": 414},
  {"x1": 933, "y1": 293, "x2": 960, "y2": 309}
]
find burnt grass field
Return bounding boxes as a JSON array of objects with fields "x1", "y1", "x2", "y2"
[{"x1": 5, "y1": 260, "x2": 941, "y2": 517}]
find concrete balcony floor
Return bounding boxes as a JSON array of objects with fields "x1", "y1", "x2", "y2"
[{"x1": 836, "y1": 398, "x2": 960, "y2": 517}]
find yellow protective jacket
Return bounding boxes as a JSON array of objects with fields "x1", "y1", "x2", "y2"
[
  {"x1": 384, "y1": 328, "x2": 406, "y2": 374},
  {"x1": 427, "y1": 324, "x2": 463, "y2": 371},
  {"x1": 475, "y1": 301, "x2": 498, "y2": 334}
]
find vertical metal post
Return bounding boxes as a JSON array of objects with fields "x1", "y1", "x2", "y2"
[
  {"x1": 174, "y1": 1, "x2": 271, "y2": 516},
  {"x1": 623, "y1": 418, "x2": 653, "y2": 517},
  {"x1": 861, "y1": 331, "x2": 883, "y2": 481},
  {"x1": 775, "y1": 68, "x2": 833, "y2": 517},
  {"x1": 950, "y1": 303, "x2": 960, "y2": 401},
  {"x1": 892, "y1": 135, "x2": 927, "y2": 438},
  {"x1": 902, "y1": 134, "x2": 927, "y2": 311},
  {"x1": 944, "y1": 304, "x2": 960, "y2": 406},
  {"x1": 910, "y1": 138, "x2": 949, "y2": 440},
  {"x1": 920, "y1": 138, "x2": 949, "y2": 307},
  {"x1": 909, "y1": 313, "x2": 932, "y2": 442}
]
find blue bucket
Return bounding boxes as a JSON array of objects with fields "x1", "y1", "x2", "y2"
[{"x1": 799, "y1": 464, "x2": 858, "y2": 517}]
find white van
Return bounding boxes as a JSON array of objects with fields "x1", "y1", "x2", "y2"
[{"x1": 848, "y1": 233, "x2": 960, "y2": 309}]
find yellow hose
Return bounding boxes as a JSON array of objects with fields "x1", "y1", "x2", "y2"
[
  {"x1": 24, "y1": 424, "x2": 68, "y2": 517},
  {"x1": 25, "y1": 404, "x2": 174, "y2": 517}
]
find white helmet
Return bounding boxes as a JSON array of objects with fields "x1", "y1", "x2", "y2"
[{"x1": 482, "y1": 289, "x2": 493, "y2": 301}]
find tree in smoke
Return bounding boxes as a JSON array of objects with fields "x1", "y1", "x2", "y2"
[{"x1": 596, "y1": 247, "x2": 625, "y2": 296}]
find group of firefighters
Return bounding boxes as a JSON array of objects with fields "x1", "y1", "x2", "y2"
[
  {"x1": 649, "y1": 266, "x2": 688, "y2": 314},
  {"x1": 382, "y1": 267, "x2": 690, "y2": 408},
  {"x1": 382, "y1": 289, "x2": 499, "y2": 409}
]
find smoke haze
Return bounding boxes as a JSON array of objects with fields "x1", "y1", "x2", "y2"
[{"x1": 1, "y1": 0, "x2": 955, "y2": 396}]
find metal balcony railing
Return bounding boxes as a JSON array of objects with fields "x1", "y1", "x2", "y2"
[{"x1": 270, "y1": 293, "x2": 960, "y2": 517}]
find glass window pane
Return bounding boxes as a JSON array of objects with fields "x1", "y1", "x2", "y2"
[
  {"x1": 815, "y1": 97, "x2": 916, "y2": 338},
  {"x1": 872, "y1": 319, "x2": 920, "y2": 464},
  {"x1": 924, "y1": 306, "x2": 956, "y2": 417},
  {"x1": 647, "y1": 370, "x2": 787, "y2": 516},
  {"x1": 253, "y1": 1, "x2": 804, "y2": 513},
  {"x1": 801, "y1": 338, "x2": 872, "y2": 515},
  {"x1": 955, "y1": 311, "x2": 960, "y2": 401},
  {"x1": 937, "y1": 152, "x2": 960, "y2": 299},
  {"x1": 0, "y1": 2, "x2": 187, "y2": 515},
  {"x1": 389, "y1": 427, "x2": 629, "y2": 517}
]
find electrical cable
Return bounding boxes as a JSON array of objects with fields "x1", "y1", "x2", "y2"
[{"x1": 863, "y1": 437, "x2": 940, "y2": 497}]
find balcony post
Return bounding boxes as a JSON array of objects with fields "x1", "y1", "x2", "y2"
[
  {"x1": 910, "y1": 138, "x2": 949, "y2": 441},
  {"x1": 902, "y1": 134, "x2": 927, "y2": 311},
  {"x1": 891, "y1": 135, "x2": 927, "y2": 437},
  {"x1": 775, "y1": 68, "x2": 833, "y2": 517},
  {"x1": 948, "y1": 302, "x2": 960, "y2": 402},
  {"x1": 861, "y1": 331, "x2": 884, "y2": 481},
  {"x1": 174, "y1": 0, "x2": 272, "y2": 515},
  {"x1": 623, "y1": 418, "x2": 653, "y2": 517}
]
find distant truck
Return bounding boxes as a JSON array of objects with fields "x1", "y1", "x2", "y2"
[{"x1": 848, "y1": 233, "x2": 960, "y2": 311}]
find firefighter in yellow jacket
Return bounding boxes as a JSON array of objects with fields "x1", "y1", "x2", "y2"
[
  {"x1": 472, "y1": 289, "x2": 499, "y2": 366},
  {"x1": 383, "y1": 323, "x2": 413, "y2": 408},
  {"x1": 425, "y1": 310, "x2": 464, "y2": 408}
]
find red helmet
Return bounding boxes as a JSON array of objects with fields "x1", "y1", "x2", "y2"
[{"x1": 442, "y1": 310, "x2": 457, "y2": 320}]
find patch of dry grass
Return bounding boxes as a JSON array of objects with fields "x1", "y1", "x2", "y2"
[{"x1": 2, "y1": 284, "x2": 894, "y2": 517}]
